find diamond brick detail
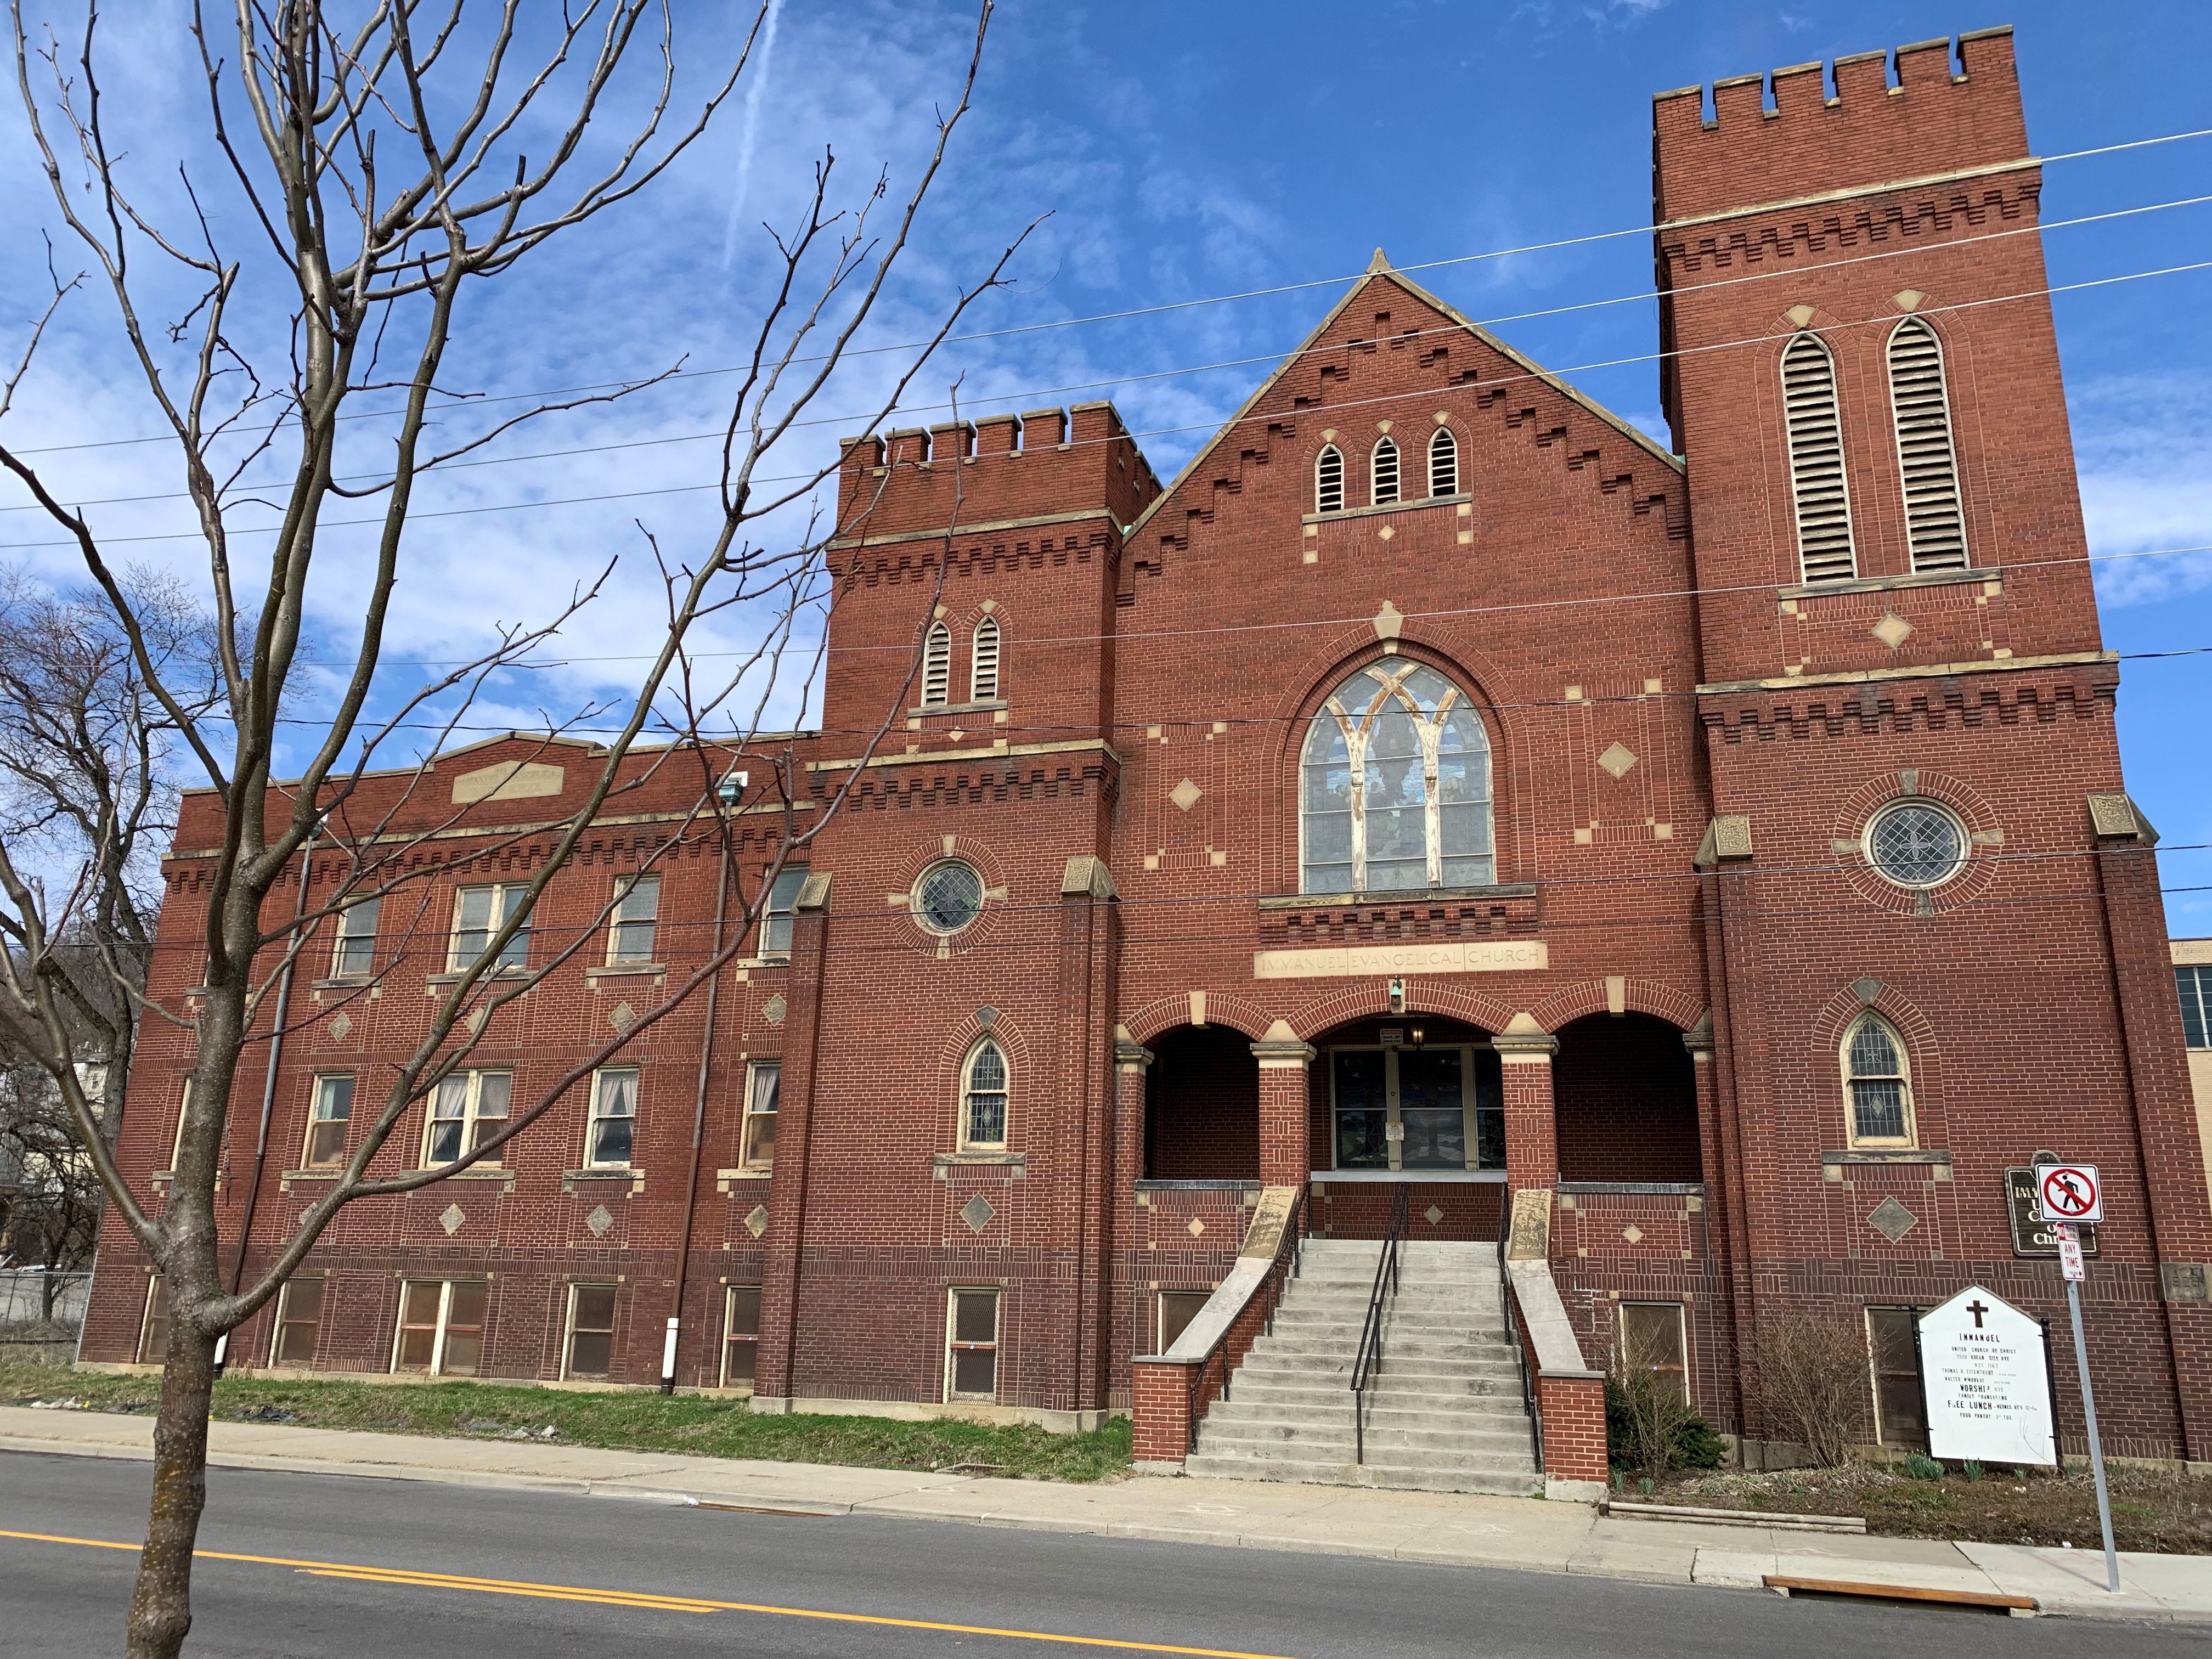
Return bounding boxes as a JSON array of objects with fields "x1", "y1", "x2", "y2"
[
  {"x1": 1621, "y1": 1223, "x2": 1644, "y2": 1245},
  {"x1": 1170, "y1": 778, "x2": 1203, "y2": 812},
  {"x1": 609, "y1": 1001, "x2": 635, "y2": 1031},
  {"x1": 744, "y1": 1204, "x2": 769, "y2": 1238},
  {"x1": 328, "y1": 1012, "x2": 353, "y2": 1041},
  {"x1": 961, "y1": 1194, "x2": 996, "y2": 1233},
  {"x1": 1423, "y1": 1205, "x2": 1445, "y2": 1225},
  {"x1": 763, "y1": 995, "x2": 787, "y2": 1026},
  {"x1": 1186, "y1": 1216, "x2": 1206, "y2": 1237},
  {"x1": 1597, "y1": 742, "x2": 1638, "y2": 780},
  {"x1": 439, "y1": 1203, "x2": 465, "y2": 1237},
  {"x1": 1871, "y1": 612, "x2": 1914, "y2": 649},
  {"x1": 1867, "y1": 1196, "x2": 1918, "y2": 1242},
  {"x1": 585, "y1": 1204, "x2": 613, "y2": 1237}
]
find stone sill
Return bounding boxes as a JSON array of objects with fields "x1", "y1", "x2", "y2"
[
  {"x1": 907, "y1": 697, "x2": 1008, "y2": 718},
  {"x1": 934, "y1": 1150, "x2": 1025, "y2": 1178},
  {"x1": 423, "y1": 968, "x2": 533, "y2": 985},
  {"x1": 1310, "y1": 1170, "x2": 1506, "y2": 1184},
  {"x1": 1258, "y1": 882, "x2": 1536, "y2": 911},
  {"x1": 1778, "y1": 566, "x2": 1998, "y2": 602},
  {"x1": 1135, "y1": 1180, "x2": 1261, "y2": 1192},
  {"x1": 310, "y1": 976, "x2": 381, "y2": 994},
  {"x1": 583, "y1": 962, "x2": 665, "y2": 981},
  {"x1": 1301, "y1": 492, "x2": 1470, "y2": 526},
  {"x1": 562, "y1": 1166, "x2": 644, "y2": 1194},
  {"x1": 1822, "y1": 1148, "x2": 1950, "y2": 1165},
  {"x1": 715, "y1": 1166, "x2": 773, "y2": 1191},
  {"x1": 1558, "y1": 1181, "x2": 1706, "y2": 1195}
]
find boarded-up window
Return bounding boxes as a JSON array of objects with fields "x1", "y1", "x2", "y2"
[
  {"x1": 1157, "y1": 1290, "x2": 1212, "y2": 1355},
  {"x1": 1866, "y1": 1307, "x2": 1928, "y2": 1450},
  {"x1": 1621, "y1": 1302, "x2": 1689, "y2": 1406},
  {"x1": 946, "y1": 1289, "x2": 999, "y2": 1399}
]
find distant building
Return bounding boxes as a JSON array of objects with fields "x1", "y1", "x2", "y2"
[
  {"x1": 80, "y1": 25, "x2": 2212, "y2": 1481},
  {"x1": 2177, "y1": 940, "x2": 2212, "y2": 1186}
]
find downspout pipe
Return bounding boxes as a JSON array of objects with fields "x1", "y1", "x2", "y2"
[
  {"x1": 218, "y1": 821, "x2": 317, "y2": 1374},
  {"x1": 664, "y1": 779, "x2": 741, "y2": 1393}
]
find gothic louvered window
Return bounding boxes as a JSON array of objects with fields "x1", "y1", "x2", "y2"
[
  {"x1": 1843, "y1": 1015, "x2": 1914, "y2": 1147},
  {"x1": 920, "y1": 620, "x2": 951, "y2": 707},
  {"x1": 1370, "y1": 436, "x2": 1401, "y2": 506},
  {"x1": 1315, "y1": 444, "x2": 1345, "y2": 514},
  {"x1": 1300, "y1": 661, "x2": 1493, "y2": 895},
  {"x1": 969, "y1": 615, "x2": 1001, "y2": 701},
  {"x1": 1781, "y1": 334, "x2": 1855, "y2": 583},
  {"x1": 1887, "y1": 318, "x2": 1969, "y2": 572},
  {"x1": 1428, "y1": 427, "x2": 1458, "y2": 498}
]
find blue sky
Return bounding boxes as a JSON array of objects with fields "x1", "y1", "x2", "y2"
[{"x1": 2, "y1": 1, "x2": 2208, "y2": 927}]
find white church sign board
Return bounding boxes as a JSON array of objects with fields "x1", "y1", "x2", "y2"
[{"x1": 1919, "y1": 1285, "x2": 2057, "y2": 1466}]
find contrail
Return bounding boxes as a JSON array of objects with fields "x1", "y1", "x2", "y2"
[{"x1": 721, "y1": 0, "x2": 787, "y2": 272}]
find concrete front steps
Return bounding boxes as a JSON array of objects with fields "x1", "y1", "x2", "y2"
[{"x1": 1182, "y1": 1238, "x2": 1540, "y2": 1496}]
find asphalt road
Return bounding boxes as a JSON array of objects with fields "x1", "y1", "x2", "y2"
[{"x1": 1, "y1": 1451, "x2": 2201, "y2": 1658}]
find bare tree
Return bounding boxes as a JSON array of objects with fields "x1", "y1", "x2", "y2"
[
  {"x1": 0, "y1": 3, "x2": 1022, "y2": 1654},
  {"x1": 1748, "y1": 1310, "x2": 1871, "y2": 1469}
]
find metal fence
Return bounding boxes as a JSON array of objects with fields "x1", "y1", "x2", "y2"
[{"x1": 0, "y1": 1268, "x2": 92, "y2": 1333}]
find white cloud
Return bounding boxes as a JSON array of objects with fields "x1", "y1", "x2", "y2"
[{"x1": 2075, "y1": 373, "x2": 2212, "y2": 607}]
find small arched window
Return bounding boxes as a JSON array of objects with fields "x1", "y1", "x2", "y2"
[
  {"x1": 920, "y1": 620, "x2": 951, "y2": 708},
  {"x1": 1781, "y1": 332, "x2": 1855, "y2": 583},
  {"x1": 1428, "y1": 427, "x2": 1458, "y2": 498},
  {"x1": 1370, "y1": 436, "x2": 1401, "y2": 506},
  {"x1": 1300, "y1": 660, "x2": 1493, "y2": 895},
  {"x1": 1314, "y1": 444, "x2": 1345, "y2": 514},
  {"x1": 969, "y1": 615, "x2": 1001, "y2": 702},
  {"x1": 962, "y1": 1039, "x2": 1008, "y2": 1148},
  {"x1": 1887, "y1": 318, "x2": 1968, "y2": 573},
  {"x1": 1842, "y1": 1014, "x2": 1914, "y2": 1147}
]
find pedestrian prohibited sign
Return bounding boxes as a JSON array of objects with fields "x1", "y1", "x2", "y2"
[{"x1": 2035, "y1": 1164, "x2": 2102, "y2": 1224}]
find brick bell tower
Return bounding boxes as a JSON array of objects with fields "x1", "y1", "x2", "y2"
[{"x1": 1655, "y1": 27, "x2": 2211, "y2": 1462}]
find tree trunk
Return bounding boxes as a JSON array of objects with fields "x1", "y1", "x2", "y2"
[{"x1": 126, "y1": 1321, "x2": 218, "y2": 1658}]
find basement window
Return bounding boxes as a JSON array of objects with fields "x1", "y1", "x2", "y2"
[
  {"x1": 723, "y1": 1285, "x2": 761, "y2": 1387},
  {"x1": 1866, "y1": 1307, "x2": 1928, "y2": 1449},
  {"x1": 946, "y1": 1288, "x2": 1000, "y2": 1400},
  {"x1": 271, "y1": 1276, "x2": 325, "y2": 1367},
  {"x1": 1619, "y1": 1302, "x2": 1688, "y2": 1407},
  {"x1": 565, "y1": 1284, "x2": 618, "y2": 1379},
  {"x1": 1157, "y1": 1289, "x2": 1212, "y2": 1355},
  {"x1": 137, "y1": 1275, "x2": 169, "y2": 1365},
  {"x1": 393, "y1": 1279, "x2": 487, "y2": 1376}
]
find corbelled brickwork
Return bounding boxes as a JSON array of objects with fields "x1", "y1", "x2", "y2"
[{"x1": 83, "y1": 26, "x2": 2211, "y2": 1474}]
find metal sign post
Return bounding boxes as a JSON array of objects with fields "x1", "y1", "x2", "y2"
[{"x1": 2036, "y1": 1161, "x2": 2118, "y2": 1596}]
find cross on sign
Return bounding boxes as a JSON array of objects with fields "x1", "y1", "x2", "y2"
[{"x1": 1966, "y1": 1299, "x2": 1990, "y2": 1329}]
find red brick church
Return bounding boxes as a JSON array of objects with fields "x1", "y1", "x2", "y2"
[{"x1": 82, "y1": 25, "x2": 2212, "y2": 1489}]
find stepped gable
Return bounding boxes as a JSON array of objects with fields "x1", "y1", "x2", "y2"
[{"x1": 1124, "y1": 253, "x2": 1688, "y2": 581}]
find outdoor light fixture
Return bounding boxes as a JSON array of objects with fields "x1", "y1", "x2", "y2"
[
  {"x1": 715, "y1": 768, "x2": 749, "y2": 806},
  {"x1": 1387, "y1": 977, "x2": 1407, "y2": 1014},
  {"x1": 1408, "y1": 1025, "x2": 1426, "y2": 1049}
]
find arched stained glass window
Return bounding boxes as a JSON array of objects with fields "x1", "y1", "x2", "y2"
[
  {"x1": 1843, "y1": 1014, "x2": 1914, "y2": 1146},
  {"x1": 1300, "y1": 661, "x2": 1493, "y2": 895},
  {"x1": 963, "y1": 1040, "x2": 1008, "y2": 1148}
]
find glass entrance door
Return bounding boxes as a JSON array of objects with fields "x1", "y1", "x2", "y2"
[{"x1": 1328, "y1": 1043, "x2": 1503, "y2": 1173}]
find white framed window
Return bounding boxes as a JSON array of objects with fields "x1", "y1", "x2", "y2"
[
  {"x1": 921, "y1": 620, "x2": 952, "y2": 708},
  {"x1": 1842, "y1": 1014, "x2": 1915, "y2": 1147},
  {"x1": 1619, "y1": 1302, "x2": 1689, "y2": 1407},
  {"x1": 392, "y1": 1279, "x2": 487, "y2": 1375},
  {"x1": 137, "y1": 1274, "x2": 169, "y2": 1365},
  {"x1": 607, "y1": 874, "x2": 659, "y2": 963},
  {"x1": 303, "y1": 1074, "x2": 354, "y2": 1168},
  {"x1": 424, "y1": 1069, "x2": 512, "y2": 1166},
  {"x1": 168, "y1": 1078, "x2": 193, "y2": 1172},
  {"x1": 449, "y1": 883, "x2": 531, "y2": 972},
  {"x1": 2179, "y1": 964, "x2": 2212, "y2": 1050},
  {"x1": 723, "y1": 1284, "x2": 761, "y2": 1387},
  {"x1": 1866, "y1": 1307, "x2": 1929, "y2": 1449},
  {"x1": 1427, "y1": 426, "x2": 1458, "y2": 498},
  {"x1": 945, "y1": 1288, "x2": 1000, "y2": 1400},
  {"x1": 1300, "y1": 659, "x2": 1494, "y2": 895},
  {"x1": 330, "y1": 898, "x2": 380, "y2": 978},
  {"x1": 969, "y1": 615, "x2": 1001, "y2": 702},
  {"x1": 961, "y1": 1040, "x2": 1008, "y2": 1149},
  {"x1": 564, "y1": 1283, "x2": 618, "y2": 1379},
  {"x1": 741, "y1": 1060, "x2": 779, "y2": 1169},
  {"x1": 1887, "y1": 317, "x2": 1968, "y2": 572},
  {"x1": 585, "y1": 1067, "x2": 637, "y2": 1167},
  {"x1": 1370, "y1": 435, "x2": 1401, "y2": 506},
  {"x1": 1314, "y1": 443, "x2": 1345, "y2": 514},
  {"x1": 270, "y1": 1276, "x2": 325, "y2": 1367},
  {"x1": 1864, "y1": 799, "x2": 1967, "y2": 889},
  {"x1": 1781, "y1": 332, "x2": 1855, "y2": 582},
  {"x1": 758, "y1": 867, "x2": 807, "y2": 958}
]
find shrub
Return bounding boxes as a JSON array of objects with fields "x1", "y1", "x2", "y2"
[
  {"x1": 1904, "y1": 1453, "x2": 1946, "y2": 1481},
  {"x1": 1606, "y1": 1354, "x2": 1711, "y2": 1481},
  {"x1": 1748, "y1": 1311, "x2": 1869, "y2": 1468},
  {"x1": 1672, "y1": 1413, "x2": 1727, "y2": 1470}
]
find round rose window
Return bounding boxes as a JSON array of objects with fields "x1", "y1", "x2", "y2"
[{"x1": 915, "y1": 860, "x2": 985, "y2": 934}]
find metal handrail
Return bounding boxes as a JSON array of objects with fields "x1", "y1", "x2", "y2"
[
  {"x1": 1350, "y1": 1181, "x2": 1411, "y2": 1464},
  {"x1": 1497, "y1": 1184, "x2": 1541, "y2": 1470},
  {"x1": 1185, "y1": 1187, "x2": 1308, "y2": 1454}
]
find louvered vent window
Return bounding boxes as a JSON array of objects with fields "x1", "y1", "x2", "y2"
[
  {"x1": 921, "y1": 620, "x2": 951, "y2": 707},
  {"x1": 969, "y1": 615, "x2": 1000, "y2": 702},
  {"x1": 1371, "y1": 437, "x2": 1401, "y2": 506},
  {"x1": 1428, "y1": 427, "x2": 1458, "y2": 498},
  {"x1": 1315, "y1": 444, "x2": 1344, "y2": 514},
  {"x1": 1887, "y1": 318, "x2": 1969, "y2": 572},
  {"x1": 1781, "y1": 334, "x2": 1855, "y2": 583}
]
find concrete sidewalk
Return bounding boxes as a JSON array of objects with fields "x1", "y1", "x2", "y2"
[{"x1": 3, "y1": 1405, "x2": 2205, "y2": 1622}]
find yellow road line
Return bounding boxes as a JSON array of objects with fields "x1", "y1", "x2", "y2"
[{"x1": 0, "y1": 1527, "x2": 1309, "y2": 1658}]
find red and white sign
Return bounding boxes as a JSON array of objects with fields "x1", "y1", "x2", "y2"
[
  {"x1": 2036, "y1": 1164, "x2": 2102, "y2": 1225},
  {"x1": 2054, "y1": 1222, "x2": 2087, "y2": 1283}
]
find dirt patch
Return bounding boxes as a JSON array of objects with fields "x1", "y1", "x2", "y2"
[{"x1": 1635, "y1": 1460, "x2": 2212, "y2": 1555}]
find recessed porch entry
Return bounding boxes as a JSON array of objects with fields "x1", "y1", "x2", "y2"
[{"x1": 1327, "y1": 1036, "x2": 1504, "y2": 1176}]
